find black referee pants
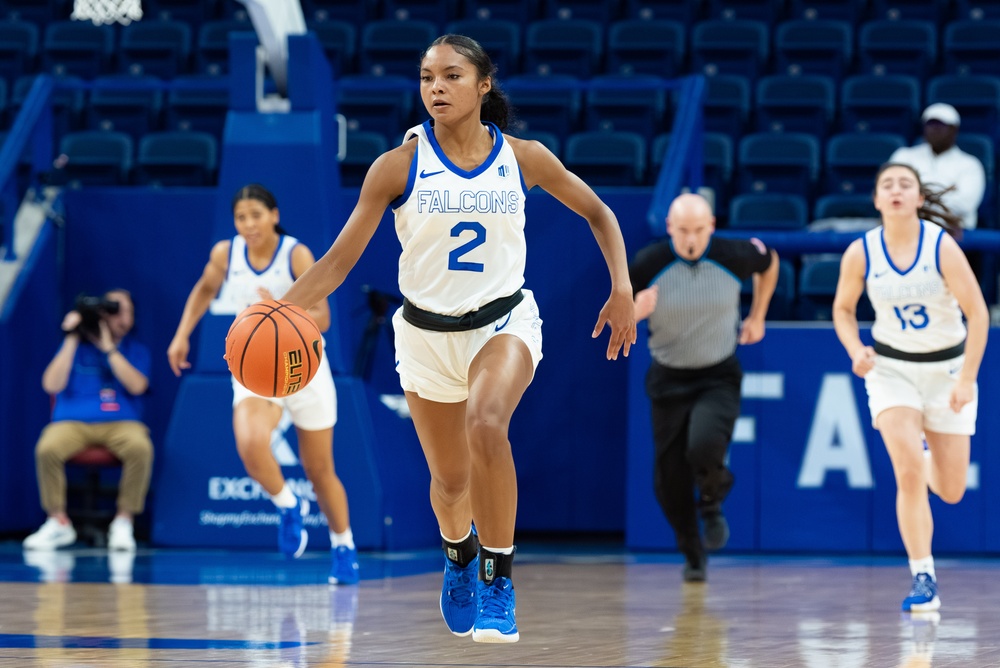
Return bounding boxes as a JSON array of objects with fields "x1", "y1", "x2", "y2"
[{"x1": 646, "y1": 355, "x2": 741, "y2": 560}]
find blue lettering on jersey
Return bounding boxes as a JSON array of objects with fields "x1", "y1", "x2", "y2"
[{"x1": 417, "y1": 189, "x2": 520, "y2": 214}]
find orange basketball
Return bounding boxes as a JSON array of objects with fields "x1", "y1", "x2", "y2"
[{"x1": 225, "y1": 300, "x2": 323, "y2": 398}]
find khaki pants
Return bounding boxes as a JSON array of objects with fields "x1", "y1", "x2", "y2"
[{"x1": 35, "y1": 421, "x2": 154, "y2": 515}]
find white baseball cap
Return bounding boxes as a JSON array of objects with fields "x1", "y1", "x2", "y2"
[{"x1": 921, "y1": 103, "x2": 961, "y2": 126}]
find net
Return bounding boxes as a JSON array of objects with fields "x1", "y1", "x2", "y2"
[{"x1": 71, "y1": 0, "x2": 143, "y2": 25}]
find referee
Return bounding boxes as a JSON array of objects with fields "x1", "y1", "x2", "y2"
[{"x1": 629, "y1": 193, "x2": 779, "y2": 582}]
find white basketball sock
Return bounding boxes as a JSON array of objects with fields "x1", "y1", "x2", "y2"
[
  {"x1": 271, "y1": 484, "x2": 297, "y2": 509},
  {"x1": 909, "y1": 556, "x2": 936, "y2": 579}
]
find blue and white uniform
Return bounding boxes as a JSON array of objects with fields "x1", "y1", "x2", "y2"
[
  {"x1": 212, "y1": 234, "x2": 337, "y2": 430},
  {"x1": 862, "y1": 222, "x2": 975, "y2": 433},
  {"x1": 390, "y1": 121, "x2": 543, "y2": 402}
]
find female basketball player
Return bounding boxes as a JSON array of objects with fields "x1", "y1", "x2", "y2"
[
  {"x1": 281, "y1": 35, "x2": 636, "y2": 642},
  {"x1": 167, "y1": 184, "x2": 359, "y2": 585},
  {"x1": 832, "y1": 163, "x2": 988, "y2": 613}
]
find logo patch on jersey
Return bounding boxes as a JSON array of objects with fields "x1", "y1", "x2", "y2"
[
  {"x1": 749, "y1": 237, "x2": 767, "y2": 254},
  {"x1": 497, "y1": 164, "x2": 509, "y2": 178},
  {"x1": 419, "y1": 168, "x2": 445, "y2": 178}
]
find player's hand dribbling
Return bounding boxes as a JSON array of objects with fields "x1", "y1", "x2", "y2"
[{"x1": 593, "y1": 287, "x2": 637, "y2": 361}]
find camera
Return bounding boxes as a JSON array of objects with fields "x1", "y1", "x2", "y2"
[{"x1": 74, "y1": 294, "x2": 120, "y2": 338}]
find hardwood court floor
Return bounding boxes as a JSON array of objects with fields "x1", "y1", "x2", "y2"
[{"x1": 0, "y1": 543, "x2": 998, "y2": 667}]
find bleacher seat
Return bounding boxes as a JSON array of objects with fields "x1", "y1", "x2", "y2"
[
  {"x1": 563, "y1": 130, "x2": 646, "y2": 186},
  {"x1": 839, "y1": 75, "x2": 921, "y2": 139},
  {"x1": 0, "y1": 21, "x2": 39, "y2": 86},
  {"x1": 144, "y1": 0, "x2": 220, "y2": 26},
  {"x1": 164, "y1": 74, "x2": 228, "y2": 141},
  {"x1": 707, "y1": 0, "x2": 785, "y2": 24},
  {"x1": 309, "y1": 20, "x2": 357, "y2": 77},
  {"x1": 871, "y1": 0, "x2": 949, "y2": 22},
  {"x1": 119, "y1": 20, "x2": 192, "y2": 79},
  {"x1": 12, "y1": 74, "x2": 85, "y2": 138},
  {"x1": 773, "y1": 19, "x2": 853, "y2": 81},
  {"x1": 729, "y1": 193, "x2": 808, "y2": 230},
  {"x1": 516, "y1": 130, "x2": 561, "y2": 158},
  {"x1": 444, "y1": 19, "x2": 521, "y2": 78},
  {"x1": 857, "y1": 19, "x2": 937, "y2": 79},
  {"x1": 303, "y1": 0, "x2": 379, "y2": 28},
  {"x1": 0, "y1": 0, "x2": 67, "y2": 25},
  {"x1": 741, "y1": 258, "x2": 795, "y2": 320},
  {"x1": 754, "y1": 74, "x2": 835, "y2": 137},
  {"x1": 358, "y1": 19, "x2": 437, "y2": 77},
  {"x1": 955, "y1": 0, "x2": 1000, "y2": 19},
  {"x1": 54, "y1": 130, "x2": 133, "y2": 186},
  {"x1": 462, "y1": 0, "x2": 541, "y2": 22},
  {"x1": 543, "y1": 0, "x2": 624, "y2": 22},
  {"x1": 813, "y1": 193, "x2": 879, "y2": 220},
  {"x1": 797, "y1": 257, "x2": 875, "y2": 320},
  {"x1": 505, "y1": 74, "x2": 582, "y2": 143},
  {"x1": 956, "y1": 132, "x2": 996, "y2": 227},
  {"x1": 701, "y1": 74, "x2": 751, "y2": 142},
  {"x1": 690, "y1": 19, "x2": 770, "y2": 81},
  {"x1": 42, "y1": 20, "x2": 115, "y2": 79},
  {"x1": 584, "y1": 74, "x2": 668, "y2": 142},
  {"x1": 523, "y1": 19, "x2": 603, "y2": 78},
  {"x1": 650, "y1": 132, "x2": 734, "y2": 217},
  {"x1": 737, "y1": 132, "x2": 821, "y2": 202},
  {"x1": 134, "y1": 130, "x2": 217, "y2": 186},
  {"x1": 605, "y1": 19, "x2": 685, "y2": 77},
  {"x1": 625, "y1": 0, "x2": 703, "y2": 25},
  {"x1": 380, "y1": 0, "x2": 458, "y2": 27},
  {"x1": 926, "y1": 74, "x2": 1000, "y2": 144},
  {"x1": 86, "y1": 74, "x2": 164, "y2": 144},
  {"x1": 788, "y1": 0, "x2": 867, "y2": 24},
  {"x1": 336, "y1": 74, "x2": 414, "y2": 140},
  {"x1": 196, "y1": 20, "x2": 255, "y2": 76},
  {"x1": 825, "y1": 132, "x2": 905, "y2": 195},
  {"x1": 339, "y1": 129, "x2": 387, "y2": 187},
  {"x1": 943, "y1": 20, "x2": 1000, "y2": 77}
]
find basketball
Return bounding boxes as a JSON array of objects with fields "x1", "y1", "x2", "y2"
[{"x1": 225, "y1": 300, "x2": 323, "y2": 398}]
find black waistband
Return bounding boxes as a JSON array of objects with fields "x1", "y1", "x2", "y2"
[
  {"x1": 873, "y1": 340, "x2": 965, "y2": 362},
  {"x1": 402, "y1": 290, "x2": 524, "y2": 332}
]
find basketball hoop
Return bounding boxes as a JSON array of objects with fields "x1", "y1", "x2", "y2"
[{"x1": 71, "y1": 0, "x2": 143, "y2": 25}]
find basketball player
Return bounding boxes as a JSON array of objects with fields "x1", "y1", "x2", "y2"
[
  {"x1": 167, "y1": 184, "x2": 359, "y2": 586},
  {"x1": 833, "y1": 163, "x2": 988, "y2": 613},
  {"x1": 281, "y1": 35, "x2": 636, "y2": 642}
]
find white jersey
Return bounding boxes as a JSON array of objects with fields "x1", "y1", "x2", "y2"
[
  {"x1": 392, "y1": 121, "x2": 527, "y2": 316},
  {"x1": 865, "y1": 221, "x2": 966, "y2": 353},
  {"x1": 210, "y1": 234, "x2": 299, "y2": 315}
]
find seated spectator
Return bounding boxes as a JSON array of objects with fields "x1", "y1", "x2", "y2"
[
  {"x1": 23, "y1": 288, "x2": 153, "y2": 552},
  {"x1": 889, "y1": 103, "x2": 986, "y2": 230}
]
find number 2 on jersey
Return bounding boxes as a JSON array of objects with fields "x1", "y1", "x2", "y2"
[
  {"x1": 448, "y1": 221, "x2": 486, "y2": 272},
  {"x1": 893, "y1": 303, "x2": 929, "y2": 330}
]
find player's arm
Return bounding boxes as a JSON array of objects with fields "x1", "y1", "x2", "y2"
[
  {"x1": 283, "y1": 144, "x2": 412, "y2": 311},
  {"x1": 167, "y1": 240, "x2": 229, "y2": 376},
  {"x1": 740, "y1": 248, "x2": 779, "y2": 344},
  {"x1": 832, "y1": 239, "x2": 875, "y2": 376},
  {"x1": 290, "y1": 244, "x2": 331, "y2": 332},
  {"x1": 939, "y1": 234, "x2": 989, "y2": 385},
  {"x1": 510, "y1": 137, "x2": 636, "y2": 360}
]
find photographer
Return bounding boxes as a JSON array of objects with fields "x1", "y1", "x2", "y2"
[{"x1": 23, "y1": 288, "x2": 153, "y2": 552}]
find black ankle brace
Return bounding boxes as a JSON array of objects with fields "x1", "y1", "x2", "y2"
[
  {"x1": 479, "y1": 546, "x2": 515, "y2": 585},
  {"x1": 442, "y1": 528, "x2": 479, "y2": 568}
]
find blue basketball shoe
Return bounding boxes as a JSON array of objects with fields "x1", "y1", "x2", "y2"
[
  {"x1": 440, "y1": 553, "x2": 479, "y2": 636},
  {"x1": 329, "y1": 545, "x2": 360, "y2": 585},
  {"x1": 472, "y1": 577, "x2": 519, "y2": 643},
  {"x1": 902, "y1": 573, "x2": 941, "y2": 612},
  {"x1": 278, "y1": 496, "x2": 309, "y2": 558}
]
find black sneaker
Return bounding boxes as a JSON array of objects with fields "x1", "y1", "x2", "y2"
[
  {"x1": 682, "y1": 552, "x2": 707, "y2": 582},
  {"x1": 702, "y1": 511, "x2": 730, "y2": 551}
]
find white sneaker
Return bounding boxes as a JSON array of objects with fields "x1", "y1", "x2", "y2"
[
  {"x1": 107, "y1": 518, "x2": 136, "y2": 551},
  {"x1": 23, "y1": 518, "x2": 77, "y2": 550}
]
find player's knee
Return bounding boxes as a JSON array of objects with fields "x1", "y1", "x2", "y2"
[{"x1": 935, "y1": 483, "x2": 966, "y2": 505}]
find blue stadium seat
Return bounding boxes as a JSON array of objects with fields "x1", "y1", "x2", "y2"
[
  {"x1": 729, "y1": 193, "x2": 809, "y2": 230},
  {"x1": 813, "y1": 193, "x2": 878, "y2": 220},
  {"x1": 523, "y1": 19, "x2": 603, "y2": 78},
  {"x1": 563, "y1": 130, "x2": 646, "y2": 186},
  {"x1": 359, "y1": 19, "x2": 437, "y2": 77},
  {"x1": 339, "y1": 129, "x2": 387, "y2": 187},
  {"x1": 943, "y1": 20, "x2": 1000, "y2": 77},
  {"x1": 303, "y1": 0, "x2": 379, "y2": 28},
  {"x1": 650, "y1": 132, "x2": 734, "y2": 216},
  {"x1": 42, "y1": 20, "x2": 115, "y2": 79},
  {"x1": 164, "y1": 74, "x2": 228, "y2": 141},
  {"x1": 54, "y1": 130, "x2": 133, "y2": 186},
  {"x1": 741, "y1": 258, "x2": 795, "y2": 320},
  {"x1": 956, "y1": 132, "x2": 996, "y2": 228},
  {"x1": 824, "y1": 132, "x2": 905, "y2": 195},
  {"x1": 0, "y1": 21, "x2": 39, "y2": 86},
  {"x1": 543, "y1": 0, "x2": 624, "y2": 22},
  {"x1": 135, "y1": 130, "x2": 217, "y2": 186},
  {"x1": 754, "y1": 74, "x2": 835, "y2": 137},
  {"x1": 462, "y1": 0, "x2": 541, "y2": 22},
  {"x1": 857, "y1": 19, "x2": 937, "y2": 79},
  {"x1": 505, "y1": 74, "x2": 582, "y2": 143},
  {"x1": 380, "y1": 0, "x2": 458, "y2": 27},
  {"x1": 926, "y1": 74, "x2": 1000, "y2": 144},
  {"x1": 0, "y1": 0, "x2": 66, "y2": 25},
  {"x1": 584, "y1": 74, "x2": 668, "y2": 142},
  {"x1": 309, "y1": 20, "x2": 357, "y2": 77},
  {"x1": 690, "y1": 19, "x2": 770, "y2": 81},
  {"x1": 196, "y1": 20, "x2": 255, "y2": 75},
  {"x1": 444, "y1": 19, "x2": 521, "y2": 78},
  {"x1": 955, "y1": 0, "x2": 1000, "y2": 19},
  {"x1": 701, "y1": 74, "x2": 751, "y2": 142},
  {"x1": 12, "y1": 74, "x2": 85, "y2": 138},
  {"x1": 773, "y1": 19, "x2": 853, "y2": 81},
  {"x1": 625, "y1": 0, "x2": 703, "y2": 25},
  {"x1": 119, "y1": 20, "x2": 192, "y2": 79},
  {"x1": 870, "y1": 0, "x2": 949, "y2": 22},
  {"x1": 788, "y1": 0, "x2": 867, "y2": 23},
  {"x1": 86, "y1": 74, "x2": 164, "y2": 144},
  {"x1": 605, "y1": 19, "x2": 685, "y2": 77},
  {"x1": 737, "y1": 132, "x2": 820, "y2": 201},
  {"x1": 144, "y1": 0, "x2": 220, "y2": 26},
  {"x1": 707, "y1": 0, "x2": 785, "y2": 24},
  {"x1": 336, "y1": 74, "x2": 414, "y2": 139},
  {"x1": 797, "y1": 257, "x2": 874, "y2": 320},
  {"x1": 839, "y1": 75, "x2": 921, "y2": 139},
  {"x1": 516, "y1": 130, "x2": 561, "y2": 158}
]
